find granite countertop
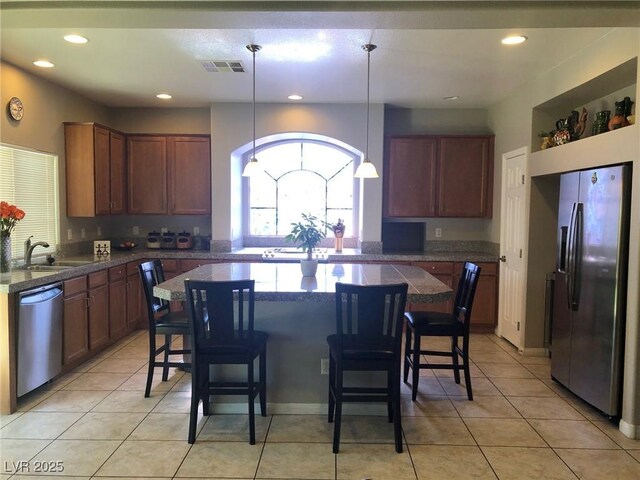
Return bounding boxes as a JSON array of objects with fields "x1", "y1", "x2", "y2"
[
  {"x1": 154, "y1": 262, "x2": 453, "y2": 303},
  {"x1": 0, "y1": 247, "x2": 499, "y2": 294}
]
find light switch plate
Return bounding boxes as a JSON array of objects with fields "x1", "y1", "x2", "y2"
[{"x1": 133, "y1": 226, "x2": 139, "y2": 236}]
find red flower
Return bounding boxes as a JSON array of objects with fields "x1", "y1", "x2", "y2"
[{"x1": 0, "y1": 201, "x2": 26, "y2": 237}]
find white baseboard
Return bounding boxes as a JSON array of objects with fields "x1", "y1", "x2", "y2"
[
  {"x1": 619, "y1": 419, "x2": 637, "y2": 439},
  {"x1": 519, "y1": 347, "x2": 549, "y2": 357}
]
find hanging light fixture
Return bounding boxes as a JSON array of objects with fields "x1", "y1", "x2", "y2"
[
  {"x1": 242, "y1": 44, "x2": 262, "y2": 177},
  {"x1": 354, "y1": 43, "x2": 379, "y2": 179}
]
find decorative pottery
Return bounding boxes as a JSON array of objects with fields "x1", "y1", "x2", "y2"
[
  {"x1": 592, "y1": 110, "x2": 610, "y2": 136},
  {"x1": 334, "y1": 236, "x2": 343, "y2": 252},
  {"x1": 0, "y1": 236, "x2": 11, "y2": 273},
  {"x1": 300, "y1": 259, "x2": 319, "y2": 277},
  {"x1": 609, "y1": 98, "x2": 631, "y2": 130},
  {"x1": 572, "y1": 108, "x2": 589, "y2": 140},
  {"x1": 553, "y1": 119, "x2": 571, "y2": 146},
  {"x1": 540, "y1": 136, "x2": 554, "y2": 150}
]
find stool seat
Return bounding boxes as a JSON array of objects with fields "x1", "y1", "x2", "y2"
[{"x1": 405, "y1": 311, "x2": 465, "y2": 335}]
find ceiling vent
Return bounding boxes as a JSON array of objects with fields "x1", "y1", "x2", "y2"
[{"x1": 200, "y1": 60, "x2": 245, "y2": 73}]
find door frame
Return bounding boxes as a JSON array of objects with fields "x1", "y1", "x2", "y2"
[{"x1": 497, "y1": 146, "x2": 530, "y2": 351}]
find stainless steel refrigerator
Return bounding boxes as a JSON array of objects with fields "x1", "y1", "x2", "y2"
[{"x1": 551, "y1": 164, "x2": 631, "y2": 417}]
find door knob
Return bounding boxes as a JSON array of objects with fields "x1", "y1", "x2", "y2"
[{"x1": 499, "y1": 255, "x2": 506, "y2": 262}]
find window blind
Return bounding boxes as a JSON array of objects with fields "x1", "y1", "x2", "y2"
[{"x1": 0, "y1": 144, "x2": 59, "y2": 261}]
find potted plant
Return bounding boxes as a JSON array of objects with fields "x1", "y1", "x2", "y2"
[{"x1": 285, "y1": 213, "x2": 326, "y2": 276}]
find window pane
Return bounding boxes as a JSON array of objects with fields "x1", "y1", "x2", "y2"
[
  {"x1": 326, "y1": 168, "x2": 354, "y2": 208},
  {"x1": 259, "y1": 143, "x2": 302, "y2": 179},
  {"x1": 0, "y1": 145, "x2": 59, "y2": 261},
  {"x1": 250, "y1": 209, "x2": 276, "y2": 236},
  {"x1": 249, "y1": 172, "x2": 276, "y2": 208},
  {"x1": 277, "y1": 171, "x2": 326, "y2": 235},
  {"x1": 301, "y1": 142, "x2": 353, "y2": 179}
]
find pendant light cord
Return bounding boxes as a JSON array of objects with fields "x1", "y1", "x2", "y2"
[
  {"x1": 362, "y1": 44, "x2": 376, "y2": 162},
  {"x1": 247, "y1": 44, "x2": 261, "y2": 161}
]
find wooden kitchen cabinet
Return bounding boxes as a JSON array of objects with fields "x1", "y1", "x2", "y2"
[
  {"x1": 108, "y1": 265, "x2": 128, "y2": 340},
  {"x1": 438, "y1": 137, "x2": 493, "y2": 217},
  {"x1": 126, "y1": 261, "x2": 144, "y2": 329},
  {"x1": 410, "y1": 261, "x2": 454, "y2": 314},
  {"x1": 384, "y1": 135, "x2": 494, "y2": 218},
  {"x1": 88, "y1": 271, "x2": 110, "y2": 350},
  {"x1": 127, "y1": 135, "x2": 211, "y2": 215},
  {"x1": 409, "y1": 261, "x2": 498, "y2": 333},
  {"x1": 169, "y1": 136, "x2": 211, "y2": 215},
  {"x1": 62, "y1": 276, "x2": 89, "y2": 365},
  {"x1": 64, "y1": 123, "x2": 126, "y2": 217},
  {"x1": 384, "y1": 137, "x2": 437, "y2": 217}
]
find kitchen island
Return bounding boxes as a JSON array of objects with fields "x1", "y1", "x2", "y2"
[{"x1": 154, "y1": 262, "x2": 451, "y2": 413}]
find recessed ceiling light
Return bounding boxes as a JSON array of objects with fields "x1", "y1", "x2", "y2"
[
  {"x1": 443, "y1": 96, "x2": 460, "y2": 101},
  {"x1": 64, "y1": 34, "x2": 88, "y2": 44},
  {"x1": 33, "y1": 60, "x2": 54, "y2": 68},
  {"x1": 501, "y1": 35, "x2": 527, "y2": 45},
  {"x1": 156, "y1": 93, "x2": 172, "y2": 100},
  {"x1": 288, "y1": 94, "x2": 303, "y2": 101}
]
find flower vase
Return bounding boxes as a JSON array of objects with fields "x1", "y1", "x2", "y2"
[
  {"x1": 0, "y1": 236, "x2": 11, "y2": 273},
  {"x1": 334, "y1": 236, "x2": 343, "y2": 252}
]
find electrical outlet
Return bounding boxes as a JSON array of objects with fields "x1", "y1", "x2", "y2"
[
  {"x1": 161, "y1": 227, "x2": 168, "y2": 234},
  {"x1": 133, "y1": 226, "x2": 139, "y2": 236},
  {"x1": 67, "y1": 229, "x2": 73, "y2": 240},
  {"x1": 81, "y1": 228, "x2": 86, "y2": 239},
  {"x1": 97, "y1": 226, "x2": 102, "y2": 236},
  {"x1": 193, "y1": 226, "x2": 200, "y2": 235},
  {"x1": 435, "y1": 228, "x2": 442, "y2": 238},
  {"x1": 321, "y1": 358, "x2": 329, "y2": 375}
]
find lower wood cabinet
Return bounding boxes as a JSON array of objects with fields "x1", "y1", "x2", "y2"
[
  {"x1": 62, "y1": 276, "x2": 89, "y2": 365},
  {"x1": 126, "y1": 261, "x2": 145, "y2": 330},
  {"x1": 108, "y1": 265, "x2": 128, "y2": 340},
  {"x1": 88, "y1": 271, "x2": 109, "y2": 350},
  {"x1": 410, "y1": 260, "x2": 498, "y2": 333}
]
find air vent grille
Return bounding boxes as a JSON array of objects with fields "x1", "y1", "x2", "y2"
[{"x1": 200, "y1": 60, "x2": 245, "y2": 73}]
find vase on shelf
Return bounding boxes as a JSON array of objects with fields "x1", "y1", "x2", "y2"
[
  {"x1": 0, "y1": 235, "x2": 11, "y2": 273},
  {"x1": 592, "y1": 110, "x2": 611, "y2": 136}
]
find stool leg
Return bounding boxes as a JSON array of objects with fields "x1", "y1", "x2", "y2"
[
  {"x1": 259, "y1": 349, "x2": 267, "y2": 416},
  {"x1": 328, "y1": 354, "x2": 336, "y2": 423},
  {"x1": 332, "y1": 362, "x2": 343, "y2": 453},
  {"x1": 392, "y1": 366, "x2": 403, "y2": 453},
  {"x1": 412, "y1": 334, "x2": 421, "y2": 401},
  {"x1": 403, "y1": 325, "x2": 412, "y2": 383},
  {"x1": 162, "y1": 334, "x2": 171, "y2": 381},
  {"x1": 248, "y1": 358, "x2": 256, "y2": 445},
  {"x1": 145, "y1": 335, "x2": 157, "y2": 398},
  {"x1": 188, "y1": 363, "x2": 200, "y2": 444},
  {"x1": 451, "y1": 336, "x2": 461, "y2": 384}
]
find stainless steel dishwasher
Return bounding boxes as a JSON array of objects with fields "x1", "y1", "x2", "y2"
[{"x1": 17, "y1": 282, "x2": 63, "y2": 397}]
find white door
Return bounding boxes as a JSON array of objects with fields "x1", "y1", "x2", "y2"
[{"x1": 498, "y1": 147, "x2": 529, "y2": 349}]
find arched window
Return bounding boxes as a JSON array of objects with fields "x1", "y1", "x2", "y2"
[{"x1": 245, "y1": 138, "x2": 358, "y2": 238}]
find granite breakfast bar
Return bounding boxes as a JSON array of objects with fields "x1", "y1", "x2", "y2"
[{"x1": 154, "y1": 262, "x2": 452, "y2": 413}]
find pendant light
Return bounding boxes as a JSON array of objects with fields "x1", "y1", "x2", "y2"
[
  {"x1": 354, "y1": 43, "x2": 379, "y2": 179},
  {"x1": 242, "y1": 44, "x2": 262, "y2": 177}
]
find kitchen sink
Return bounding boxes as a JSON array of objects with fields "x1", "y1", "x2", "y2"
[{"x1": 24, "y1": 265, "x2": 73, "y2": 272}]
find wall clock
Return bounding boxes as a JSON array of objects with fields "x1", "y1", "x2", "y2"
[{"x1": 8, "y1": 97, "x2": 24, "y2": 121}]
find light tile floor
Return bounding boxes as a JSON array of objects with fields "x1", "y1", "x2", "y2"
[{"x1": 1, "y1": 330, "x2": 639, "y2": 479}]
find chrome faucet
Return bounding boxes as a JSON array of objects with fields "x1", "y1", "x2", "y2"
[{"x1": 24, "y1": 236, "x2": 50, "y2": 267}]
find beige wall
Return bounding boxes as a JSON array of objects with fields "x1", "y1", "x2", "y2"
[
  {"x1": 0, "y1": 60, "x2": 109, "y2": 245},
  {"x1": 488, "y1": 28, "x2": 640, "y2": 435}
]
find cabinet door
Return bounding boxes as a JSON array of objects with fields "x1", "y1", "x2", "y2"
[
  {"x1": 169, "y1": 136, "x2": 211, "y2": 215},
  {"x1": 385, "y1": 137, "x2": 437, "y2": 217},
  {"x1": 453, "y1": 261, "x2": 498, "y2": 332},
  {"x1": 109, "y1": 279, "x2": 128, "y2": 340},
  {"x1": 127, "y1": 274, "x2": 143, "y2": 329},
  {"x1": 94, "y1": 126, "x2": 111, "y2": 215},
  {"x1": 89, "y1": 283, "x2": 109, "y2": 350},
  {"x1": 437, "y1": 137, "x2": 493, "y2": 217},
  {"x1": 127, "y1": 136, "x2": 168, "y2": 214},
  {"x1": 63, "y1": 292, "x2": 89, "y2": 364},
  {"x1": 109, "y1": 131, "x2": 126, "y2": 214}
]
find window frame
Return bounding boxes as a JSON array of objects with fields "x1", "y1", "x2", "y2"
[{"x1": 242, "y1": 135, "x2": 361, "y2": 246}]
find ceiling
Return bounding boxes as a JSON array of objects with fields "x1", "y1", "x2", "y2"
[{"x1": 1, "y1": 1, "x2": 638, "y2": 109}]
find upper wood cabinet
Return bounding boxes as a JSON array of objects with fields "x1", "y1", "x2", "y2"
[
  {"x1": 127, "y1": 135, "x2": 211, "y2": 215},
  {"x1": 384, "y1": 135, "x2": 494, "y2": 218},
  {"x1": 384, "y1": 137, "x2": 437, "y2": 218},
  {"x1": 64, "y1": 123, "x2": 126, "y2": 217}
]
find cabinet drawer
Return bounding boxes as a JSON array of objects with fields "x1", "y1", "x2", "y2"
[
  {"x1": 180, "y1": 259, "x2": 216, "y2": 272},
  {"x1": 88, "y1": 270, "x2": 108, "y2": 289},
  {"x1": 126, "y1": 260, "x2": 143, "y2": 276},
  {"x1": 412, "y1": 261, "x2": 454, "y2": 275},
  {"x1": 63, "y1": 276, "x2": 87, "y2": 297},
  {"x1": 161, "y1": 259, "x2": 178, "y2": 272},
  {"x1": 455, "y1": 261, "x2": 497, "y2": 276},
  {"x1": 108, "y1": 265, "x2": 126, "y2": 281}
]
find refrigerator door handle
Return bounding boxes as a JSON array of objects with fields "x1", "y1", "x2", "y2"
[
  {"x1": 566, "y1": 203, "x2": 577, "y2": 310},
  {"x1": 571, "y1": 202, "x2": 584, "y2": 310}
]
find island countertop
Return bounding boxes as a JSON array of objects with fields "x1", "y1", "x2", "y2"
[{"x1": 154, "y1": 262, "x2": 452, "y2": 303}]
